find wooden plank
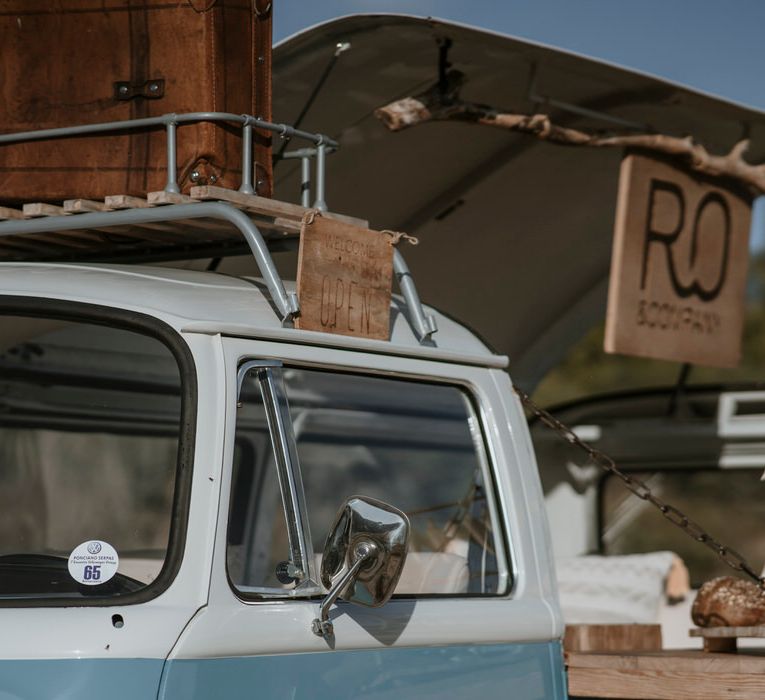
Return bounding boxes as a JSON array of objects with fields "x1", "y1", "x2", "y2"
[
  {"x1": 73, "y1": 218, "x2": 236, "y2": 246},
  {"x1": 109, "y1": 224, "x2": 193, "y2": 245},
  {"x1": 257, "y1": 217, "x2": 301, "y2": 235},
  {"x1": 605, "y1": 152, "x2": 752, "y2": 368},
  {"x1": 689, "y1": 625, "x2": 765, "y2": 653},
  {"x1": 107, "y1": 190, "x2": 299, "y2": 236},
  {"x1": 63, "y1": 198, "x2": 109, "y2": 213},
  {"x1": 191, "y1": 186, "x2": 307, "y2": 219},
  {"x1": 147, "y1": 191, "x2": 198, "y2": 206},
  {"x1": 63, "y1": 225, "x2": 177, "y2": 246},
  {"x1": 0, "y1": 237, "x2": 54, "y2": 255},
  {"x1": 63, "y1": 228, "x2": 142, "y2": 245},
  {"x1": 0, "y1": 206, "x2": 24, "y2": 221},
  {"x1": 0, "y1": 191, "x2": 311, "y2": 259},
  {"x1": 103, "y1": 195, "x2": 154, "y2": 210},
  {"x1": 155, "y1": 219, "x2": 241, "y2": 242},
  {"x1": 22, "y1": 202, "x2": 69, "y2": 218},
  {"x1": 109, "y1": 189, "x2": 301, "y2": 234},
  {"x1": 568, "y1": 666, "x2": 765, "y2": 699},
  {"x1": 567, "y1": 650, "x2": 765, "y2": 699},
  {"x1": 103, "y1": 196, "x2": 220, "y2": 242},
  {"x1": 190, "y1": 186, "x2": 369, "y2": 228},
  {"x1": 295, "y1": 215, "x2": 393, "y2": 340},
  {"x1": 567, "y1": 650, "x2": 765, "y2": 675},
  {"x1": 690, "y1": 626, "x2": 765, "y2": 639},
  {"x1": 9, "y1": 232, "x2": 96, "y2": 250},
  {"x1": 564, "y1": 625, "x2": 662, "y2": 653}
]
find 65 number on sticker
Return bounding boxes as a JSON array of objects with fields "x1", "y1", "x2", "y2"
[
  {"x1": 82, "y1": 564, "x2": 103, "y2": 581},
  {"x1": 68, "y1": 540, "x2": 119, "y2": 586}
]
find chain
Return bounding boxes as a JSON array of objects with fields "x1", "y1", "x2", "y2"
[{"x1": 515, "y1": 386, "x2": 765, "y2": 588}]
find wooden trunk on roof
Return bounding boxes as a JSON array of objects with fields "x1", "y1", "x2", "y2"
[{"x1": 0, "y1": 0, "x2": 273, "y2": 204}]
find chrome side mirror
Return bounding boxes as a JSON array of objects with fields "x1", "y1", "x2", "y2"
[{"x1": 312, "y1": 495, "x2": 410, "y2": 638}]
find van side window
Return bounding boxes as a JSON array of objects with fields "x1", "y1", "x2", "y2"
[
  {"x1": 227, "y1": 367, "x2": 509, "y2": 597},
  {"x1": 0, "y1": 315, "x2": 186, "y2": 601}
]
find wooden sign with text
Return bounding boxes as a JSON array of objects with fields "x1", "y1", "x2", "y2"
[
  {"x1": 605, "y1": 153, "x2": 752, "y2": 367},
  {"x1": 295, "y1": 215, "x2": 393, "y2": 340}
]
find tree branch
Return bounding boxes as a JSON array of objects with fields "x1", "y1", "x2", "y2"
[{"x1": 375, "y1": 88, "x2": 765, "y2": 194}]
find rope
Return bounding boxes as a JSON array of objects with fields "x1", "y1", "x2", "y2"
[
  {"x1": 301, "y1": 214, "x2": 420, "y2": 248},
  {"x1": 381, "y1": 229, "x2": 419, "y2": 246},
  {"x1": 301, "y1": 208, "x2": 322, "y2": 226}
]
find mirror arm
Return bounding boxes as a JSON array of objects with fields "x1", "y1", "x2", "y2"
[{"x1": 312, "y1": 542, "x2": 375, "y2": 638}]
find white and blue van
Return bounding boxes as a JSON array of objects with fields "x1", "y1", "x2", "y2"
[{"x1": 0, "y1": 13, "x2": 762, "y2": 700}]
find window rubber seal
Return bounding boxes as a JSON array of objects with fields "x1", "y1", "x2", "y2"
[{"x1": 0, "y1": 295, "x2": 197, "y2": 608}]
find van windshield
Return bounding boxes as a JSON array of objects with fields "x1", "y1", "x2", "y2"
[{"x1": 0, "y1": 315, "x2": 184, "y2": 600}]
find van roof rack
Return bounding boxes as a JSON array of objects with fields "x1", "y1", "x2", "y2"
[{"x1": 0, "y1": 113, "x2": 438, "y2": 343}]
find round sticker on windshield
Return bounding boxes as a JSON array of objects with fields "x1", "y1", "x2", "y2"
[{"x1": 68, "y1": 540, "x2": 119, "y2": 585}]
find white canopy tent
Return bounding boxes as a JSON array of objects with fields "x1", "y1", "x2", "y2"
[{"x1": 257, "y1": 14, "x2": 765, "y2": 387}]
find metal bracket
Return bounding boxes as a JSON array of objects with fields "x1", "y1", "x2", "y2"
[
  {"x1": 526, "y1": 63, "x2": 647, "y2": 131},
  {"x1": 393, "y1": 249, "x2": 438, "y2": 343},
  {"x1": 114, "y1": 79, "x2": 165, "y2": 101}
]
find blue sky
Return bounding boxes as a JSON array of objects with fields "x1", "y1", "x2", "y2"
[{"x1": 276, "y1": 1, "x2": 765, "y2": 111}]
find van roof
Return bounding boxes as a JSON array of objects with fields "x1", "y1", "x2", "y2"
[{"x1": 0, "y1": 262, "x2": 505, "y2": 368}]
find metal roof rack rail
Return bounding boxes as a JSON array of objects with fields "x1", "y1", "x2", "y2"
[
  {"x1": 0, "y1": 111, "x2": 337, "y2": 209},
  {"x1": 0, "y1": 113, "x2": 437, "y2": 342},
  {"x1": 393, "y1": 250, "x2": 438, "y2": 342},
  {"x1": 0, "y1": 201, "x2": 297, "y2": 320}
]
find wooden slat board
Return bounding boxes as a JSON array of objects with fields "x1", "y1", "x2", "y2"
[
  {"x1": 191, "y1": 186, "x2": 306, "y2": 219},
  {"x1": 295, "y1": 215, "x2": 393, "y2": 339},
  {"x1": 147, "y1": 191, "x2": 198, "y2": 206},
  {"x1": 63, "y1": 198, "x2": 109, "y2": 213},
  {"x1": 690, "y1": 626, "x2": 765, "y2": 639},
  {"x1": 0, "y1": 206, "x2": 24, "y2": 220},
  {"x1": 7, "y1": 232, "x2": 94, "y2": 250},
  {"x1": 690, "y1": 625, "x2": 765, "y2": 653},
  {"x1": 104, "y1": 195, "x2": 153, "y2": 210},
  {"x1": 190, "y1": 185, "x2": 369, "y2": 228},
  {"x1": 568, "y1": 650, "x2": 765, "y2": 699},
  {"x1": 0, "y1": 189, "x2": 366, "y2": 262},
  {"x1": 23, "y1": 202, "x2": 69, "y2": 217},
  {"x1": 565, "y1": 625, "x2": 662, "y2": 653},
  {"x1": 605, "y1": 152, "x2": 753, "y2": 368}
]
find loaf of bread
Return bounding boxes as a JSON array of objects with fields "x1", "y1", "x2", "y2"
[{"x1": 692, "y1": 576, "x2": 765, "y2": 627}]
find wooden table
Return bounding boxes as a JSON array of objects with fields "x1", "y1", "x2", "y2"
[{"x1": 567, "y1": 649, "x2": 765, "y2": 699}]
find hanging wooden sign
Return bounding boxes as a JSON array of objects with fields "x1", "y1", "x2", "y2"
[
  {"x1": 295, "y1": 214, "x2": 394, "y2": 340},
  {"x1": 605, "y1": 152, "x2": 753, "y2": 367}
]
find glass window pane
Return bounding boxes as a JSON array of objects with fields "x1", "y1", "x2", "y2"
[
  {"x1": 226, "y1": 383, "x2": 290, "y2": 591},
  {"x1": 228, "y1": 366, "x2": 507, "y2": 597},
  {"x1": 0, "y1": 316, "x2": 183, "y2": 599}
]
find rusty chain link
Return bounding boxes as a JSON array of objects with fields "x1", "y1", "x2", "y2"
[{"x1": 515, "y1": 386, "x2": 765, "y2": 588}]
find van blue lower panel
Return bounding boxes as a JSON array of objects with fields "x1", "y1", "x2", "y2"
[
  {"x1": 0, "y1": 642, "x2": 567, "y2": 699},
  {"x1": 160, "y1": 641, "x2": 567, "y2": 700},
  {"x1": 0, "y1": 658, "x2": 163, "y2": 699}
]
